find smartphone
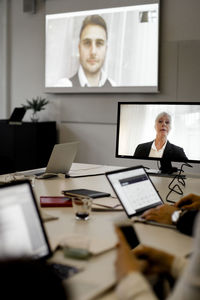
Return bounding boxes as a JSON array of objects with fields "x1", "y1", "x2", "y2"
[{"x1": 119, "y1": 225, "x2": 140, "y2": 249}]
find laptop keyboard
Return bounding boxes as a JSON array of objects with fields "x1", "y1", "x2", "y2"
[{"x1": 50, "y1": 263, "x2": 79, "y2": 280}]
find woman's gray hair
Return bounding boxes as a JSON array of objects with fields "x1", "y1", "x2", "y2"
[{"x1": 155, "y1": 112, "x2": 172, "y2": 127}]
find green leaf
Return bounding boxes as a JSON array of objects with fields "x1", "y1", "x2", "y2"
[{"x1": 22, "y1": 97, "x2": 49, "y2": 112}]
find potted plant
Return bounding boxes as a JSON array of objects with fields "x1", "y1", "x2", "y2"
[{"x1": 22, "y1": 96, "x2": 49, "y2": 122}]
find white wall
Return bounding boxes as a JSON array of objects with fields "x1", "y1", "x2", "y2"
[
  {"x1": 0, "y1": 0, "x2": 9, "y2": 118},
  {"x1": 1, "y1": 0, "x2": 200, "y2": 173}
]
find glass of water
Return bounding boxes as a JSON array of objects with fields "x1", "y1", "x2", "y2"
[{"x1": 72, "y1": 196, "x2": 92, "y2": 220}]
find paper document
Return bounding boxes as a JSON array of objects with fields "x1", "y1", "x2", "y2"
[
  {"x1": 92, "y1": 197, "x2": 123, "y2": 211},
  {"x1": 58, "y1": 234, "x2": 117, "y2": 256},
  {"x1": 40, "y1": 211, "x2": 59, "y2": 222},
  {"x1": 69, "y1": 163, "x2": 123, "y2": 177}
]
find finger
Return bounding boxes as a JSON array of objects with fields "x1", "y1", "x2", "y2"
[
  {"x1": 143, "y1": 213, "x2": 160, "y2": 221},
  {"x1": 175, "y1": 194, "x2": 194, "y2": 207},
  {"x1": 133, "y1": 245, "x2": 152, "y2": 258},
  {"x1": 133, "y1": 244, "x2": 146, "y2": 255},
  {"x1": 155, "y1": 204, "x2": 163, "y2": 209},
  {"x1": 179, "y1": 204, "x2": 195, "y2": 210},
  {"x1": 138, "y1": 260, "x2": 149, "y2": 273},
  {"x1": 141, "y1": 212, "x2": 158, "y2": 219},
  {"x1": 115, "y1": 227, "x2": 131, "y2": 249},
  {"x1": 141, "y1": 208, "x2": 156, "y2": 217},
  {"x1": 115, "y1": 227, "x2": 126, "y2": 242}
]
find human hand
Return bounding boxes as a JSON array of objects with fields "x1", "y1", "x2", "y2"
[
  {"x1": 115, "y1": 227, "x2": 146, "y2": 281},
  {"x1": 175, "y1": 194, "x2": 200, "y2": 210},
  {"x1": 141, "y1": 204, "x2": 178, "y2": 225},
  {"x1": 133, "y1": 245, "x2": 174, "y2": 275}
]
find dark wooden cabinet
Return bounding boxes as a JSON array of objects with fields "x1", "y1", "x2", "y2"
[{"x1": 0, "y1": 121, "x2": 57, "y2": 174}]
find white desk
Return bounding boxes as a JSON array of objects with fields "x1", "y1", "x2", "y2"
[
  {"x1": 2, "y1": 163, "x2": 199, "y2": 300},
  {"x1": 150, "y1": 175, "x2": 200, "y2": 203}
]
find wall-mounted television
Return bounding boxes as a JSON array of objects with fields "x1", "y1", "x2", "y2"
[
  {"x1": 45, "y1": 0, "x2": 160, "y2": 93},
  {"x1": 116, "y1": 102, "x2": 200, "y2": 173}
]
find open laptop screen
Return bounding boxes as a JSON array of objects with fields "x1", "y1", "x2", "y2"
[
  {"x1": 106, "y1": 166, "x2": 163, "y2": 217},
  {"x1": 0, "y1": 181, "x2": 51, "y2": 259},
  {"x1": 8, "y1": 107, "x2": 26, "y2": 124}
]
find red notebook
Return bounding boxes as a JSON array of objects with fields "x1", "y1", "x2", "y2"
[{"x1": 40, "y1": 196, "x2": 72, "y2": 207}]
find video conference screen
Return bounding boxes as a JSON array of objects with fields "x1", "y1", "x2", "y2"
[
  {"x1": 45, "y1": 1, "x2": 159, "y2": 93},
  {"x1": 116, "y1": 102, "x2": 200, "y2": 163}
]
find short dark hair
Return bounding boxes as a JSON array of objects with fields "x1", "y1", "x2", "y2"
[{"x1": 79, "y1": 15, "x2": 108, "y2": 39}]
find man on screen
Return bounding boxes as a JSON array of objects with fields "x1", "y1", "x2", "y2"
[{"x1": 64, "y1": 15, "x2": 115, "y2": 87}]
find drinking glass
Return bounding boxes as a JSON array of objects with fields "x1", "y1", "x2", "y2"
[{"x1": 72, "y1": 197, "x2": 92, "y2": 220}]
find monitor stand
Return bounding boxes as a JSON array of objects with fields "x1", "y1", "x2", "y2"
[
  {"x1": 159, "y1": 159, "x2": 178, "y2": 174},
  {"x1": 146, "y1": 159, "x2": 178, "y2": 178}
]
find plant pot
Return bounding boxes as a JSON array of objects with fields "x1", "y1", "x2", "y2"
[{"x1": 31, "y1": 111, "x2": 39, "y2": 122}]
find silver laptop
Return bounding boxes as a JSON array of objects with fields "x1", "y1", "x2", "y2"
[
  {"x1": 106, "y1": 165, "x2": 164, "y2": 218},
  {"x1": 39, "y1": 141, "x2": 79, "y2": 177},
  {"x1": 0, "y1": 180, "x2": 79, "y2": 279},
  {"x1": 23, "y1": 141, "x2": 79, "y2": 178}
]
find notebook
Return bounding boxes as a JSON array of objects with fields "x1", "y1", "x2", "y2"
[
  {"x1": 0, "y1": 180, "x2": 79, "y2": 279},
  {"x1": 106, "y1": 165, "x2": 164, "y2": 218},
  {"x1": 23, "y1": 141, "x2": 79, "y2": 178}
]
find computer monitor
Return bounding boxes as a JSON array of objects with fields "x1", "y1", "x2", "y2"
[{"x1": 116, "y1": 102, "x2": 200, "y2": 173}]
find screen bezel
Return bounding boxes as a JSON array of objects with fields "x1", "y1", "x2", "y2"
[
  {"x1": 0, "y1": 180, "x2": 52, "y2": 260},
  {"x1": 106, "y1": 165, "x2": 163, "y2": 217},
  {"x1": 45, "y1": 0, "x2": 160, "y2": 94},
  {"x1": 116, "y1": 101, "x2": 200, "y2": 164}
]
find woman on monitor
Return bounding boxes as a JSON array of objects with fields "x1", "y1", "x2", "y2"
[{"x1": 134, "y1": 112, "x2": 188, "y2": 162}]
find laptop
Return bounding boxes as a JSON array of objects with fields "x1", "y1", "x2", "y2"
[
  {"x1": 0, "y1": 180, "x2": 79, "y2": 279},
  {"x1": 106, "y1": 165, "x2": 164, "y2": 219},
  {"x1": 8, "y1": 107, "x2": 26, "y2": 125},
  {"x1": 23, "y1": 141, "x2": 79, "y2": 178}
]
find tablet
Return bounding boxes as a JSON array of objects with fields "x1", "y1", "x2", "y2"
[{"x1": 106, "y1": 165, "x2": 163, "y2": 218}]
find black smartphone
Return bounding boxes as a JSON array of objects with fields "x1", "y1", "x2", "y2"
[{"x1": 119, "y1": 225, "x2": 140, "y2": 249}]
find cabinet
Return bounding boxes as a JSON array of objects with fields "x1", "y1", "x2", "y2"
[{"x1": 0, "y1": 121, "x2": 57, "y2": 174}]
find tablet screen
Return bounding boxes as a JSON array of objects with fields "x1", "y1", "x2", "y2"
[{"x1": 106, "y1": 166, "x2": 163, "y2": 217}]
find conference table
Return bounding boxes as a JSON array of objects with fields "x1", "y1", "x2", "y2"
[{"x1": 3, "y1": 163, "x2": 200, "y2": 300}]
